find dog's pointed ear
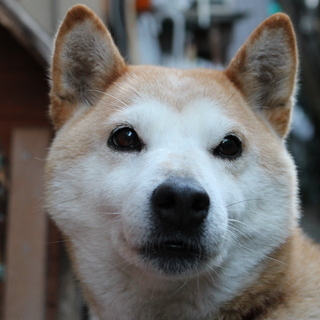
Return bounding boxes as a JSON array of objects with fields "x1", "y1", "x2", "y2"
[
  {"x1": 50, "y1": 5, "x2": 126, "y2": 129},
  {"x1": 225, "y1": 13, "x2": 298, "y2": 138}
]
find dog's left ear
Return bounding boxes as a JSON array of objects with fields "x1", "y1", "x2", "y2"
[
  {"x1": 50, "y1": 5, "x2": 127, "y2": 129},
  {"x1": 225, "y1": 13, "x2": 298, "y2": 138}
]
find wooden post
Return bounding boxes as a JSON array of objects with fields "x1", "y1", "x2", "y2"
[{"x1": 3, "y1": 127, "x2": 50, "y2": 320}]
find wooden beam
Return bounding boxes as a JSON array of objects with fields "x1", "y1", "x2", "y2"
[
  {"x1": 46, "y1": 220, "x2": 62, "y2": 320},
  {"x1": 3, "y1": 127, "x2": 50, "y2": 320}
]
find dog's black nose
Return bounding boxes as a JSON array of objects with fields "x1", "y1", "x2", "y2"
[{"x1": 152, "y1": 177, "x2": 210, "y2": 229}]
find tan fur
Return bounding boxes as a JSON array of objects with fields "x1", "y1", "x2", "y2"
[
  {"x1": 46, "y1": 5, "x2": 320, "y2": 320},
  {"x1": 218, "y1": 230, "x2": 320, "y2": 319}
]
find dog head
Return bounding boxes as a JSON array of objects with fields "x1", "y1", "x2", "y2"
[{"x1": 46, "y1": 4, "x2": 298, "y2": 309}]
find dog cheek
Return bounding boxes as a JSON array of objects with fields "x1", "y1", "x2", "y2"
[
  {"x1": 200, "y1": 178, "x2": 230, "y2": 248},
  {"x1": 119, "y1": 187, "x2": 153, "y2": 248},
  {"x1": 103, "y1": 166, "x2": 156, "y2": 248}
]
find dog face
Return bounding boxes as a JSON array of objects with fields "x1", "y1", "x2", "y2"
[{"x1": 46, "y1": 5, "x2": 299, "y2": 317}]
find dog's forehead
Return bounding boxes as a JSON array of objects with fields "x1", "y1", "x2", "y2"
[
  {"x1": 99, "y1": 65, "x2": 255, "y2": 132},
  {"x1": 109, "y1": 66, "x2": 239, "y2": 111}
]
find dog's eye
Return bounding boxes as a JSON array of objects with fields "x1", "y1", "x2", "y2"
[
  {"x1": 109, "y1": 127, "x2": 143, "y2": 152},
  {"x1": 213, "y1": 135, "x2": 242, "y2": 159}
]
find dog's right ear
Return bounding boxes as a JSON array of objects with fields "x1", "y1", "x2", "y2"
[
  {"x1": 50, "y1": 5, "x2": 126, "y2": 129},
  {"x1": 225, "y1": 13, "x2": 298, "y2": 138}
]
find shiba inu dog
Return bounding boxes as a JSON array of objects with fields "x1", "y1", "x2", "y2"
[{"x1": 45, "y1": 5, "x2": 320, "y2": 320}]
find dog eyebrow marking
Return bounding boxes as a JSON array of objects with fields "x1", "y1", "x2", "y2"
[
  {"x1": 88, "y1": 89, "x2": 130, "y2": 108},
  {"x1": 224, "y1": 89, "x2": 238, "y2": 108}
]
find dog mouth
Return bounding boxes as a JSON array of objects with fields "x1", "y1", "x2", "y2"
[
  {"x1": 143, "y1": 240, "x2": 196, "y2": 255},
  {"x1": 140, "y1": 238, "x2": 205, "y2": 274}
]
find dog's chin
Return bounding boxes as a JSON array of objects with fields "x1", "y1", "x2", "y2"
[{"x1": 139, "y1": 240, "x2": 208, "y2": 276}]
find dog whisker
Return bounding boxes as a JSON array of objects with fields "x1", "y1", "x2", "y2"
[
  {"x1": 185, "y1": 282, "x2": 197, "y2": 295},
  {"x1": 228, "y1": 219, "x2": 279, "y2": 244},
  {"x1": 45, "y1": 197, "x2": 81, "y2": 210},
  {"x1": 112, "y1": 260, "x2": 132, "y2": 270},
  {"x1": 196, "y1": 271, "x2": 200, "y2": 294},
  {"x1": 170, "y1": 278, "x2": 189, "y2": 296},
  {"x1": 88, "y1": 89, "x2": 130, "y2": 108},
  {"x1": 96, "y1": 211, "x2": 122, "y2": 215},
  {"x1": 46, "y1": 239, "x2": 70, "y2": 245},
  {"x1": 204, "y1": 267, "x2": 219, "y2": 285},
  {"x1": 225, "y1": 230, "x2": 285, "y2": 265},
  {"x1": 224, "y1": 89, "x2": 238, "y2": 107},
  {"x1": 227, "y1": 225, "x2": 255, "y2": 244},
  {"x1": 264, "y1": 256, "x2": 286, "y2": 265},
  {"x1": 226, "y1": 198, "x2": 261, "y2": 208}
]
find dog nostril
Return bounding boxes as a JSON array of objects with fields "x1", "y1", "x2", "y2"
[
  {"x1": 192, "y1": 193, "x2": 210, "y2": 212},
  {"x1": 156, "y1": 194, "x2": 176, "y2": 210},
  {"x1": 152, "y1": 177, "x2": 210, "y2": 229}
]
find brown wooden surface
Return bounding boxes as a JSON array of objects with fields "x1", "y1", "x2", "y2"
[
  {"x1": 46, "y1": 220, "x2": 62, "y2": 320},
  {"x1": 3, "y1": 128, "x2": 50, "y2": 320},
  {"x1": 0, "y1": 24, "x2": 53, "y2": 318},
  {"x1": 0, "y1": 23, "x2": 66, "y2": 320}
]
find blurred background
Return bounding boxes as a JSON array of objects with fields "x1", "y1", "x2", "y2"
[{"x1": 0, "y1": 0, "x2": 320, "y2": 319}]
